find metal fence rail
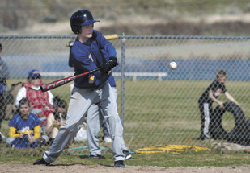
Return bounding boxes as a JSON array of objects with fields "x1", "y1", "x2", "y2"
[{"x1": 0, "y1": 34, "x2": 250, "y2": 156}]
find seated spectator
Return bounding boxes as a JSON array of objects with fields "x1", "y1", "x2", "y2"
[
  {"x1": 0, "y1": 43, "x2": 10, "y2": 142},
  {"x1": 15, "y1": 70, "x2": 54, "y2": 134},
  {"x1": 46, "y1": 96, "x2": 66, "y2": 145},
  {"x1": 6, "y1": 97, "x2": 47, "y2": 148}
]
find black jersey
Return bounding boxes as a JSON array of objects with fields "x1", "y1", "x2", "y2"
[{"x1": 198, "y1": 79, "x2": 227, "y2": 104}]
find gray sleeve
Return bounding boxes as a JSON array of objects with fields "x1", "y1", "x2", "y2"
[{"x1": 0, "y1": 58, "x2": 10, "y2": 79}]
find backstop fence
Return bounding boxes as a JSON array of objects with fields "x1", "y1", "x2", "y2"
[{"x1": 0, "y1": 34, "x2": 250, "y2": 156}]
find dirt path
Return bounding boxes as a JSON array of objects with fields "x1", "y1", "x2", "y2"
[{"x1": 0, "y1": 164, "x2": 250, "y2": 173}]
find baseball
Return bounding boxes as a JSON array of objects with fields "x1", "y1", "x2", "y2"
[{"x1": 169, "y1": 62, "x2": 177, "y2": 70}]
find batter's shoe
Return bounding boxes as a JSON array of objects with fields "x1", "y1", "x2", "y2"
[
  {"x1": 33, "y1": 158, "x2": 50, "y2": 166},
  {"x1": 114, "y1": 160, "x2": 125, "y2": 167},
  {"x1": 123, "y1": 150, "x2": 132, "y2": 160},
  {"x1": 89, "y1": 154, "x2": 105, "y2": 159}
]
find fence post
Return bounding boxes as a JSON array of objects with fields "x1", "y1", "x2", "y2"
[{"x1": 121, "y1": 32, "x2": 125, "y2": 128}]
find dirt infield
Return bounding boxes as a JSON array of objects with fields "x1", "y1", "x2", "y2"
[{"x1": 0, "y1": 164, "x2": 250, "y2": 173}]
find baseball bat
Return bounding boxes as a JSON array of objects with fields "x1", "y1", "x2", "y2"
[{"x1": 40, "y1": 67, "x2": 100, "y2": 92}]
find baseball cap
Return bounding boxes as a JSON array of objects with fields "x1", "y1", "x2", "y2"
[{"x1": 28, "y1": 69, "x2": 40, "y2": 78}]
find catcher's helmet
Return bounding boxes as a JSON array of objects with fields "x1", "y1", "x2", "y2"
[{"x1": 70, "y1": 10, "x2": 100, "y2": 34}]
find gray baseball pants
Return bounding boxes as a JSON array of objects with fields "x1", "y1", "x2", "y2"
[
  {"x1": 43, "y1": 82, "x2": 125, "y2": 163},
  {"x1": 87, "y1": 86, "x2": 128, "y2": 155}
]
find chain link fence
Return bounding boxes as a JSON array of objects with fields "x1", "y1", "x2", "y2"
[{"x1": 0, "y1": 34, "x2": 250, "y2": 156}]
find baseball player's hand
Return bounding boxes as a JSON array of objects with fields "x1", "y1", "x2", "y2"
[
  {"x1": 234, "y1": 101, "x2": 240, "y2": 106},
  {"x1": 19, "y1": 133, "x2": 24, "y2": 138},
  {"x1": 109, "y1": 56, "x2": 118, "y2": 68},
  {"x1": 100, "y1": 63, "x2": 111, "y2": 73},
  {"x1": 218, "y1": 101, "x2": 224, "y2": 109},
  {"x1": 61, "y1": 121, "x2": 66, "y2": 126},
  {"x1": 53, "y1": 120, "x2": 61, "y2": 127},
  {"x1": 100, "y1": 57, "x2": 118, "y2": 73},
  {"x1": 28, "y1": 136, "x2": 37, "y2": 143}
]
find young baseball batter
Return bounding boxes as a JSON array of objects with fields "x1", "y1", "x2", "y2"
[
  {"x1": 67, "y1": 39, "x2": 113, "y2": 144},
  {"x1": 33, "y1": 10, "x2": 126, "y2": 167},
  {"x1": 197, "y1": 70, "x2": 239, "y2": 140}
]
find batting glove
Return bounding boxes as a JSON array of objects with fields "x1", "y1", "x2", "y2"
[
  {"x1": 100, "y1": 63, "x2": 111, "y2": 73},
  {"x1": 109, "y1": 56, "x2": 118, "y2": 68}
]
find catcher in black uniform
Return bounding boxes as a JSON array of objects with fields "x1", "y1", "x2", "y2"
[{"x1": 197, "y1": 70, "x2": 240, "y2": 140}]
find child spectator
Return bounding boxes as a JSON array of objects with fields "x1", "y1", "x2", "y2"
[
  {"x1": 0, "y1": 43, "x2": 10, "y2": 142},
  {"x1": 6, "y1": 97, "x2": 46, "y2": 148},
  {"x1": 46, "y1": 97, "x2": 66, "y2": 145},
  {"x1": 197, "y1": 70, "x2": 240, "y2": 140}
]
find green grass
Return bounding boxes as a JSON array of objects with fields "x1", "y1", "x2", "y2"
[
  {"x1": 119, "y1": 80, "x2": 250, "y2": 148},
  {"x1": 1, "y1": 149, "x2": 250, "y2": 167},
  {"x1": 1, "y1": 78, "x2": 250, "y2": 166}
]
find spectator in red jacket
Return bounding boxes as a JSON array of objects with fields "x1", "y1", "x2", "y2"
[{"x1": 15, "y1": 70, "x2": 53, "y2": 138}]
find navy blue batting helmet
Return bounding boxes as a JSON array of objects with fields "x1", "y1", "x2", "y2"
[{"x1": 70, "y1": 10, "x2": 100, "y2": 34}]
